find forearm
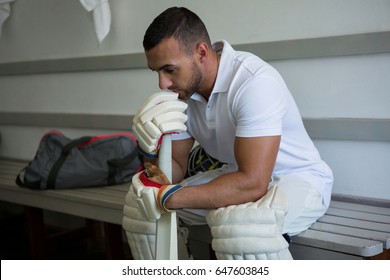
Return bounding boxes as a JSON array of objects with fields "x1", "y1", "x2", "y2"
[
  {"x1": 143, "y1": 156, "x2": 185, "y2": 183},
  {"x1": 171, "y1": 158, "x2": 187, "y2": 184},
  {"x1": 143, "y1": 156, "x2": 188, "y2": 186},
  {"x1": 166, "y1": 170, "x2": 268, "y2": 210}
]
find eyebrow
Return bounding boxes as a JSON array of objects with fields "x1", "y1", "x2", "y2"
[{"x1": 149, "y1": 64, "x2": 175, "y2": 72}]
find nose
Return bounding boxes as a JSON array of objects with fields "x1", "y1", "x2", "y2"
[{"x1": 158, "y1": 72, "x2": 172, "y2": 90}]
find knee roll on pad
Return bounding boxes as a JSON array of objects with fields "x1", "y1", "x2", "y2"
[
  {"x1": 122, "y1": 186, "x2": 157, "y2": 260},
  {"x1": 206, "y1": 186, "x2": 293, "y2": 260}
]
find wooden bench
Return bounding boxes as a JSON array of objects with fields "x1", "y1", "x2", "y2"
[
  {"x1": 1, "y1": 157, "x2": 390, "y2": 259},
  {"x1": 290, "y1": 199, "x2": 390, "y2": 259},
  {"x1": 0, "y1": 158, "x2": 130, "y2": 259}
]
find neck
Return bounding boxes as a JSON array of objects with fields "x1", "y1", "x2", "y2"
[{"x1": 199, "y1": 51, "x2": 220, "y2": 101}]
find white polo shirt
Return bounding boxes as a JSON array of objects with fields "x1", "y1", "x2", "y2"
[{"x1": 174, "y1": 40, "x2": 333, "y2": 204}]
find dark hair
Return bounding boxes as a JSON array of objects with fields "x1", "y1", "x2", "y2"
[{"x1": 143, "y1": 7, "x2": 211, "y2": 55}]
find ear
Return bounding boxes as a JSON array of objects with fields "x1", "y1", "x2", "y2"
[{"x1": 195, "y1": 42, "x2": 209, "y2": 62}]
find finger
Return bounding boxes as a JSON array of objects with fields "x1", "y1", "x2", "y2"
[
  {"x1": 136, "y1": 92, "x2": 179, "y2": 120},
  {"x1": 159, "y1": 122, "x2": 187, "y2": 134},
  {"x1": 153, "y1": 111, "x2": 188, "y2": 131},
  {"x1": 139, "y1": 100, "x2": 187, "y2": 124},
  {"x1": 145, "y1": 162, "x2": 171, "y2": 185},
  {"x1": 132, "y1": 123, "x2": 159, "y2": 151},
  {"x1": 153, "y1": 111, "x2": 188, "y2": 126}
]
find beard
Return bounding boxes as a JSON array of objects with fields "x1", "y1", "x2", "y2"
[{"x1": 174, "y1": 61, "x2": 202, "y2": 100}]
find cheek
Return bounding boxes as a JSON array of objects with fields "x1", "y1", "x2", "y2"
[{"x1": 179, "y1": 69, "x2": 194, "y2": 83}]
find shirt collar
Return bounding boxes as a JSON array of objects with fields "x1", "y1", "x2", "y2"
[{"x1": 211, "y1": 40, "x2": 235, "y2": 94}]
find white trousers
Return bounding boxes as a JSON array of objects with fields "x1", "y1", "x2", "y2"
[{"x1": 177, "y1": 167, "x2": 328, "y2": 236}]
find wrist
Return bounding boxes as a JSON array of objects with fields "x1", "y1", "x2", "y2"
[
  {"x1": 163, "y1": 195, "x2": 174, "y2": 210},
  {"x1": 158, "y1": 184, "x2": 183, "y2": 211},
  {"x1": 138, "y1": 145, "x2": 158, "y2": 159}
]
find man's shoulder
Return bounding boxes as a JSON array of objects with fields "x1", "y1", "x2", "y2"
[{"x1": 217, "y1": 40, "x2": 269, "y2": 73}]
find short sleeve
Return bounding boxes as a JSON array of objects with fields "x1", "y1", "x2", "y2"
[{"x1": 232, "y1": 75, "x2": 287, "y2": 137}]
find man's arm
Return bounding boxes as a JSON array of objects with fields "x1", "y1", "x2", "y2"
[
  {"x1": 143, "y1": 137, "x2": 194, "y2": 184},
  {"x1": 165, "y1": 135, "x2": 281, "y2": 209},
  {"x1": 171, "y1": 137, "x2": 195, "y2": 183}
]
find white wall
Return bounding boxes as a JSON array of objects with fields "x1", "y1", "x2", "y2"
[
  {"x1": 271, "y1": 53, "x2": 390, "y2": 119},
  {"x1": 1, "y1": 0, "x2": 390, "y2": 63},
  {"x1": 271, "y1": 54, "x2": 390, "y2": 200},
  {"x1": 1, "y1": 0, "x2": 389, "y2": 200}
]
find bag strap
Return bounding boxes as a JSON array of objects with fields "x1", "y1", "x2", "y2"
[
  {"x1": 107, "y1": 148, "x2": 139, "y2": 185},
  {"x1": 15, "y1": 167, "x2": 41, "y2": 189},
  {"x1": 47, "y1": 136, "x2": 92, "y2": 189},
  {"x1": 15, "y1": 171, "x2": 24, "y2": 187}
]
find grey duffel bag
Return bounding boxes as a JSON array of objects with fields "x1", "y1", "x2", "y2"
[{"x1": 16, "y1": 130, "x2": 142, "y2": 189}]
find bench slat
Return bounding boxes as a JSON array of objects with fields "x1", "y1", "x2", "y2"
[
  {"x1": 0, "y1": 165, "x2": 25, "y2": 175},
  {"x1": 318, "y1": 215, "x2": 390, "y2": 233},
  {"x1": 325, "y1": 208, "x2": 390, "y2": 224},
  {"x1": 310, "y1": 222, "x2": 390, "y2": 248},
  {"x1": 0, "y1": 185, "x2": 125, "y2": 224},
  {"x1": 292, "y1": 229, "x2": 383, "y2": 257},
  {"x1": 1, "y1": 182, "x2": 129, "y2": 207},
  {"x1": 1, "y1": 184, "x2": 127, "y2": 208},
  {"x1": 330, "y1": 200, "x2": 390, "y2": 216},
  {"x1": 0, "y1": 160, "x2": 27, "y2": 171}
]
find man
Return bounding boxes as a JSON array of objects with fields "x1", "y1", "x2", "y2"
[{"x1": 123, "y1": 7, "x2": 333, "y2": 260}]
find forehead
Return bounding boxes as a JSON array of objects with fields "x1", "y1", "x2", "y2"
[{"x1": 145, "y1": 37, "x2": 189, "y2": 70}]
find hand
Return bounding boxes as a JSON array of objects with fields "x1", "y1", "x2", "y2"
[
  {"x1": 132, "y1": 162, "x2": 183, "y2": 221},
  {"x1": 132, "y1": 92, "x2": 188, "y2": 158}
]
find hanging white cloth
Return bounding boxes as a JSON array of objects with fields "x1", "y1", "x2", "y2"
[
  {"x1": 80, "y1": 0, "x2": 111, "y2": 46},
  {"x1": 0, "y1": 0, "x2": 14, "y2": 39}
]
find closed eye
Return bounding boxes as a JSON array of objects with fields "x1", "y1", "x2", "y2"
[{"x1": 164, "y1": 68, "x2": 175, "y2": 74}]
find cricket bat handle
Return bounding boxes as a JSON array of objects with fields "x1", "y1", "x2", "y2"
[{"x1": 156, "y1": 134, "x2": 178, "y2": 259}]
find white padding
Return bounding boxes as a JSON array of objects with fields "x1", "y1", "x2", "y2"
[
  {"x1": 133, "y1": 92, "x2": 180, "y2": 122},
  {"x1": 139, "y1": 100, "x2": 187, "y2": 124},
  {"x1": 133, "y1": 178, "x2": 162, "y2": 221},
  {"x1": 133, "y1": 123, "x2": 156, "y2": 146},
  {"x1": 122, "y1": 186, "x2": 157, "y2": 260},
  {"x1": 206, "y1": 186, "x2": 293, "y2": 260},
  {"x1": 132, "y1": 92, "x2": 188, "y2": 155},
  {"x1": 143, "y1": 121, "x2": 161, "y2": 139},
  {"x1": 153, "y1": 111, "x2": 188, "y2": 127}
]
